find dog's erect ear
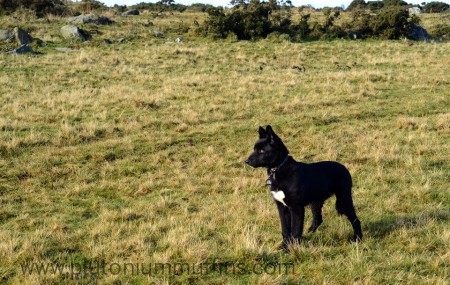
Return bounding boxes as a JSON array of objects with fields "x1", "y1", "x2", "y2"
[
  {"x1": 265, "y1": 125, "x2": 277, "y2": 144},
  {"x1": 258, "y1": 126, "x2": 266, "y2": 138}
]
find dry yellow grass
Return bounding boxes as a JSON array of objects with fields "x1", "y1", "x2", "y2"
[{"x1": 0, "y1": 10, "x2": 449, "y2": 285}]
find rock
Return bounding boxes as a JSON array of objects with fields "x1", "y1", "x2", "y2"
[
  {"x1": 67, "y1": 14, "x2": 113, "y2": 25},
  {"x1": 408, "y1": 25, "x2": 430, "y2": 41},
  {"x1": 103, "y1": 39, "x2": 114, "y2": 45},
  {"x1": 14, "y1": 27, "x2": 33, "y2": 45},
  {"x1": 175, "y1": 37, "x2": 183, "y2": 43},
  {"x1": 121, "y1": 10, "x2": 140, "y2": 16},
  {"x1": 8, "y1": 45, "x2": 35, "y2": 55},
  {"x1": 409, "y1": 7, "x2": 422, "y2": 15},
  {"x1": 0, "y1": 30, "x2": 14, "y2": 41},
  {"x1": 61, "y1": 25, "x2": 87, "y2": 42},
  {"x1": 154, "y1": 30, "x2": 165, "y2": 38},
  {"x1": 118, "y1": 37, "x2": 126, "y2": 43}
]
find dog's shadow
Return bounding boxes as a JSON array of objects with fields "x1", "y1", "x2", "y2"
[{"x1": 364, "y1": 209, "x2": 449, "y2": 239}]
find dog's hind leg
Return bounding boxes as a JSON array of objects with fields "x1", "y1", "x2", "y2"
[
  {"x1": 336, "y1": 196, "x2": 363, "y2": 241},
  {"x1": 308, "y1": 201, "x2": 323, "y2": 233}
]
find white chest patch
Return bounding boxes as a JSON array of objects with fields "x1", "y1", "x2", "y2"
[{"x1": 271, "y1": 190, "x2": 287, "y2": 207}]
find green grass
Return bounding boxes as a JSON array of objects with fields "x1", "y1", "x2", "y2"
[{"x1": 0, "y1": 10, "x2": 449, "y2": 285}]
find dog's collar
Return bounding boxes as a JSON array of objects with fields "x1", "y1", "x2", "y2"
[{"x1": 268, "y1": 155, "x2": 291, "y2": 175}]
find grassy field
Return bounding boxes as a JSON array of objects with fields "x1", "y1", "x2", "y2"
[{"x1": 0, "y1": 10, "x2": 449, "y2": 285}]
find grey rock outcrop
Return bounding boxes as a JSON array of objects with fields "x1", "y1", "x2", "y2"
[
  {"x1": 409, "y1": 7, "x2": 422, "y2": 15},
  {"x1": 121, "y1": 10, "x2": 140, "y2": 16},
  {"x1": 14, "y1": 27, "x2": 33, "y2": 45},
  {"x1": 408, "y1": 25, "x2": 430, "y2": 41},
  {"x1": 67, "y1": 14, "x2": 113, "y2": 25},
  {"x1": 0, "y1": 30, "x2": 14, "y2": 41},
  {"x1": 8, "y1": 45, "x2": 35, "y2": 55},
  {"x1": 61, "y1": 25, "x2": 87, "y2": 42}
]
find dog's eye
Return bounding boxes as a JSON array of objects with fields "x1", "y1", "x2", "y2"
[{"x1": 257, "y1": 149, "x2": 265, "y2": 154}]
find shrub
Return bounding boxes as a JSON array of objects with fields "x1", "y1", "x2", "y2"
[
  {"x1": 342, "y1": 8, "x2": 374, "y2": 38},
  {"x1": 429, "y1": 23, "x2": 450, "y2": 37},
  {"x1": 202, "y1": 1, "x2": 340, "y2": 41},
  {"x1": 202, "y1": 3, "x2": 272, "y2": 40},
  {"x1": 383, "y1": 0, "x2": 408, "y2": 6},
  {"x1": 317, "y1": 9, "x2": 345, "y2": 39},
  {"x1": 370, "y1": 7, "x2": 416, "y2": 39},
  {"x1": 201, "y1": 2, "x2": 422, "y2": 41},
  {"x1": 111, "y1": 4, "x2": 127, "y2": 14},
  {"x1": 75, "y1": 0, "x2": 107, "y2": 14},
  {"x1": 267, "y1": 31, "x2": 291, "y2": 42},
  {"x1": 202, "y1": 7, "x2": 228, "y2": 39},
  {"x1": 423, "y1": 2, "x2": 449, "y2": 13},
  {"x1": 367, "y1": 1, "x2": 385, "y2": 11},
  {"x1": 130, "y1": 2, "x2": 187, "y2": 12},
  {"x1": 185, "y1": 3, "x2": 215, "y2": 12},
  {"x1": 347, "y1": 0, "x2": 366, "y2": 11},
  {"x1": 0, "y1": 0, "x2": 68, "y2": 17},
  {"x1": 297, "y1": 13, "x2": 312, "y2": 38}
]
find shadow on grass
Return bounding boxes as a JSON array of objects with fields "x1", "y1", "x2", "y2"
[{"x1": 365, "y1": 209, "x2": 449, "y2": 238}]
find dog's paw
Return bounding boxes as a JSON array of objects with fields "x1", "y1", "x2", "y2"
[
  {"x1": 278, "y1": 242, "x2": 289, "y2": 252},
  {"x1": 308, "y1": 224, "x2": 318, "y2": 233},
  {"x1": 352, "y1": 234, "x2": 363, "y2": 242},
  {"x1": 307, "y1": 221, "x2": 322, "y2": 233}
]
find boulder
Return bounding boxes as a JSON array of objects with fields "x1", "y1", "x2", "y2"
[
  {"x1": 121, "y1": 10, "x2": 140, "y2": 16},
  {"x1": 61, "y1": 25, "x2": 87, "y2": 42},
  {"x1": 8, "y1": 45, "x2": 35, "y2": 55},
  {"x1": 14, "y1": 27, "x2": 33, "y2": 45},
  {"x1": 67, "y1": 14, "x2": 113, "y2": 25},
  {"x1": 0, "y1": 30, "x2": 14, "y2": 41},
  {"x1": 408, "y1": 25, "x2": 430, "y2": 41},
  {"x1": 409, "y1": 7, "x2": 422, "y2": 15}
]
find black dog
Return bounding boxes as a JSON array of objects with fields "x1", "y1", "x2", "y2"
[{"x1": 245, "y1": 125, "x2": 363, "y2": 250}]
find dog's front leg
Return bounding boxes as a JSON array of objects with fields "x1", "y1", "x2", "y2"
[
  {"x1": 289, "y1": 207, "x2": 305, "y2": 245},
  {"x1": 276, "y1": 202, "x2": 291, "y2": 250}
]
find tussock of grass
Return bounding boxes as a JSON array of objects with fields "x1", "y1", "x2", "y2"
[{"x1": 0, "y1": 10, "x2": 449, "y2": 285}]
